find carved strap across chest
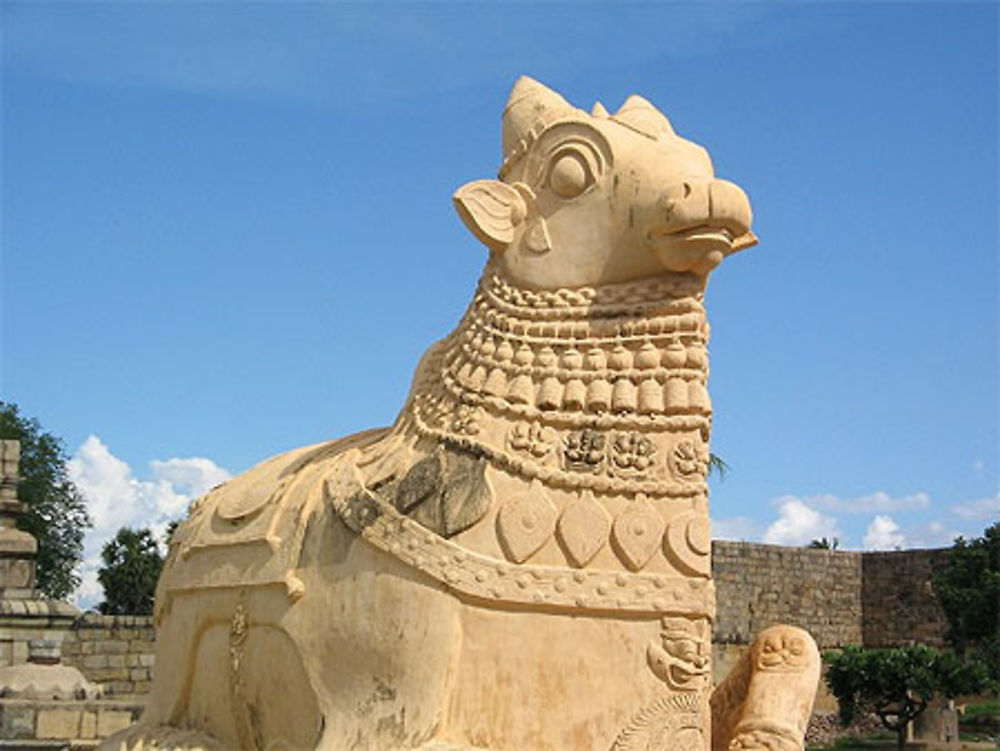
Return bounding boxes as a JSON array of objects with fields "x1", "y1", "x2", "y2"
[{"x1": 328, "y1": 463, "x2": 715, "y2": 618}]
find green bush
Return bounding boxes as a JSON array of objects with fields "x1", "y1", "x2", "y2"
[
  {"x1": 933, "y1": 523, "x2": 1000, "y2": 654},
  {"x1": 824, "y1": 645, "x2": 991, "y2": 750}
]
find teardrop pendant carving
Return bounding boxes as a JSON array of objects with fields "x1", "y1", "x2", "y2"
[
  {"x1": 612, "y1": 499, "x2": 666, "y2": 571},
  {"x1": 497, "y1": 482, "x2": 557, "y2": 563},
  {"x1": 556, "y1": 491, "x2": 610, "y2": 567}
]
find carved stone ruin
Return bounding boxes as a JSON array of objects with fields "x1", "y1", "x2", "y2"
[
  {"x1": 0, "y1": 440, "x2": 100, "y2": 700},
  {"x1": 0, "y1": 439, "x2": 38, "y2": 601},
  {"x1": 102, "y1": 77, "x2": 821, "y2": 751}
]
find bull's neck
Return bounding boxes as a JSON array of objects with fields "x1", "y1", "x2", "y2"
[{"x1": 405, "y1": 264, "x2": 714, "y2": 500}]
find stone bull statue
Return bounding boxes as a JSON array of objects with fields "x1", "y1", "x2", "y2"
[{"x1": 103, "y1": 77, "x2": 820, "y2": 751}]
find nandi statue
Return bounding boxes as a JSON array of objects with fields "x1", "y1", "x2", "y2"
[{"x1": 104, "y1": 77, "x2": 820, "y2": 751}]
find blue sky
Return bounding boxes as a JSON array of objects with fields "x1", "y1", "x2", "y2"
[{"x1": 2, "y1": 2, "x2": 997, "y2": 603}]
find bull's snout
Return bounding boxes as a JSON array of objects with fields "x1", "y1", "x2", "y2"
[
  {"x1": 648, "y1": 178, "x2": 755, "y2": 274},
  {"x1": 657, "y1": 178, "x2": 752, "y2": 240}
]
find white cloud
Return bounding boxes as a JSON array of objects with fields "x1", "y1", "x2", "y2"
[
  {"x1": 711, "y1": 516, "x2": 762, "y2": 541},
  {"x1": 149, "y1": 457, "x2": 230, "y2": 516},
  {"x1": 792, "y1": 491, "x2": 930, "y2": 514},
  {"x1": 863, "y1": 515, "x2": 907, "y2": 550},
  {"x1": 903, "y1": 520, "x2": 965, "y2": 549},
  {"x1": 950, "y1": 492, "x2": 1000, "y2": 521},
  {"x1": 67, "y1": 435, "x2": 231, "y2": 610},
  {"x1": 763, "y1": 498, "x2": 839, "y2": 546}
]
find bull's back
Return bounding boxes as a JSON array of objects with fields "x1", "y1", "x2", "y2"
[{"x1": 136, "y1": 428, "x2": 463, "y2": 751}]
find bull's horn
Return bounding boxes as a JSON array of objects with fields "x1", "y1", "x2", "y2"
[
  {"x1": 502, "y1": 76, "x2": 575, "y2": 162},
  {"x1": 591, "y1": 101, "x2": 610, "y2": 118},
  {"x1": 613, "y1": 94, "x2": 675, "y2": 139}
]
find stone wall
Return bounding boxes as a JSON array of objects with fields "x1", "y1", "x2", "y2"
[
  {"x1": 712, "y1": 541, "x2": 864, "y2": 648},
  {"x1": 60, "y1": 615, "x2": 156, "y2": 697},
  {"x1": 861, "y1": 548, "x2": 951, "y2": 647},
  {"x1": 710, "y1": 543, "x2": 954, "y2": 713},
  {"x1": 0, "y1": 600, "x2": 79, "y2": 669},
  {"x1": 0, "y1": 698, "x2": 144, "y2": 749}
]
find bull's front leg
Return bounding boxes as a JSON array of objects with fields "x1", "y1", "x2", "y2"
[{"x1": 711, "y1": 625, "x2": 821, "y2": 751}]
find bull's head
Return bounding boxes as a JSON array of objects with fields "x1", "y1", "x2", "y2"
[{"x1": 454, "y1": 76, "x2": 756, "y2": 289}]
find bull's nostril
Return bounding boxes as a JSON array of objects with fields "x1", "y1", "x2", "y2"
[{"x1": 682, "y1": 182, "x2": 692, "y2": 198}]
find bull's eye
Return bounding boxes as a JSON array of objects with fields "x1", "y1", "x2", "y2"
[{"x1": 548, "y1": 151, "x2": 592, "y2": 198}]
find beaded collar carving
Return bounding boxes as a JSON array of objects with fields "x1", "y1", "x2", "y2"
[{"x1": 405, "y1": 265, "x2": 715, "y2": 499}]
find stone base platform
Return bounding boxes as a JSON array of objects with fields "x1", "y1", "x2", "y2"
[{"x1": 0, "y1": 699, "x2": 144, "y2": 750}]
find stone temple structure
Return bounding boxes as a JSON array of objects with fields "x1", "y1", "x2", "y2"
[
  {"x1": 0, "y1": 440, "x2": 101, "y2": 703},
  {"x1": 103, "y1": 78, "x2": 821, "y2": 751}
]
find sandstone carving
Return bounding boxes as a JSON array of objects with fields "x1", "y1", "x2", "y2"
[{"x1": 102, "y1": 77, "x2": 820, "y2": 751}]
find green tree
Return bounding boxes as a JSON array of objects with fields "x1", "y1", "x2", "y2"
[
  {"x1": 808, "y1": 537, "x2": 839, "y2": 550},
  {"x1": 707, "y1": 453, "x2": 729, "y2": 480},
  {"x1": 97, "y1": 527, "x2": 164, "y2": 615},
  {"x1": 933, "y1": 523, "x2": 1000, "y2": 654},
  {"x1": 825, "y1": 645, "x2": 990, "y2": 750},
  {"x1": 0, "y1": 402, "x2": 91, "y2": 599}
]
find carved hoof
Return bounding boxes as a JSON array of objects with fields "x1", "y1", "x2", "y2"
[
  {"x1": 712, "y1": 625, "x2": 821, "y2": 751},
  {"x1": 727, "y1": 727, "x2": 801, "y2": 751}
]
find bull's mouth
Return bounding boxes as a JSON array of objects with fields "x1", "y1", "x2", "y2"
[{"x1": 646, "y1": 224, "x2": 757, "y2": 275}]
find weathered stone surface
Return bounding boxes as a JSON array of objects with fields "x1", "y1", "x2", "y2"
[
  {"x1": 79, "y1": 710, "x2": 97, "y2": 740},
  {"x1": 713, "y1": 541, "x2": 863, "y2": 648},
  {"x1": 35, "y1": 709, "x2": 80, "y2": 739},
  {"x1": 97, "y1": 78, "x2": 821, "y2": 751},
  {"x1": 95, "y1": 710, "x2": 132, "y2": 738},
  {"x1": 0, "y1": 664, "x2": 101, "y2": 701},
  {"x1": 0, "y1": 441, "x2": 37, "y2": 599},
  {"x1": 394, "y1": 453, "x2": 442, "y2": 514},
  {"x1": 59, "y1": 616, "x2": 155, "y2": 698},
  {"x1": 862, "y1": 549, "x2": 951, "y2": 647},
  {"x1": 404, "y1": 450, "x2": 492, "y2": 537},
  {"x1": 0, "y1": 704, "x2": 35, "y2": 739}
]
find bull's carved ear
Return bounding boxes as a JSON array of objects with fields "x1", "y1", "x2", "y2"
[{"x1": 453, "y1": 180, "x2": 527, "y2": 253}]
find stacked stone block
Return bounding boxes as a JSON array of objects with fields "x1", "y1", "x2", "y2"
[
  {"x1": 0, "y1": 699, "x2": 141, "y2": 747},
  {"x1": 60, "y1": 615, "x2": 156, "y2": 697},
  {"x1": 0, "y1": 440, "x2": 38, "y2": 601},
  {"x1": 862, "y1": 548, "x2": 951, "y2": 647},
  {"x1": 712, "y1": 541, "x2": 864, "y2": 648}
]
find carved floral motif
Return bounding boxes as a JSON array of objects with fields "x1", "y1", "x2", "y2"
[
  {"x1": 564, "y1": 429, "x2": 607, "y2": 473},
  {"x1": 507, "y1": 421, "x2": 557, "y2": 459},
  {"x1": 611, "y1": 432, "x2": 656, "y2": 474},
  {"x1": 451, "y1": 404, "x2": 482, "y2": 436},
  {"x1": 668, "y1": 440, "x2": 709, "y2": 481}
]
